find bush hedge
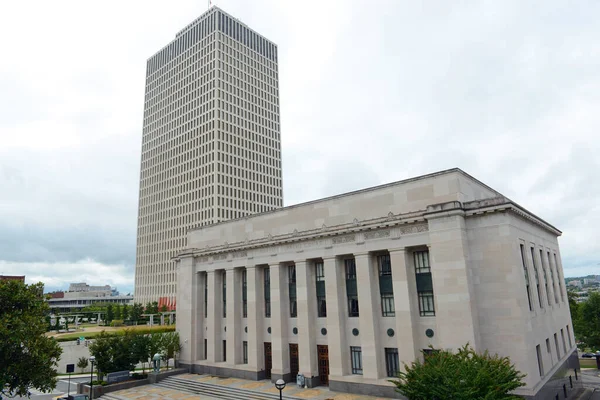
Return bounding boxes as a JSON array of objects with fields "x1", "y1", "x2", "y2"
[{"x1": 54, "y1": 325, "x2": 175, "y2": 342}]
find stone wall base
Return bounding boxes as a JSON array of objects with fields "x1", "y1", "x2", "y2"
[{"x1": 329, "y1": 380, "x2": 405, "y2": 399}]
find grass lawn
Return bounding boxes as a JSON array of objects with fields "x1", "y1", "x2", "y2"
[{"x1": 580, "y1": 358, "x2": 597, "y2": 368}]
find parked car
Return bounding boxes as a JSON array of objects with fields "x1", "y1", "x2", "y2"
[
  {"x1": 53, "y1": 395, "x2": 89, "y2": 400},
  {"x1": 581, "y1": 352, "x2": 596, "y2": 358}
]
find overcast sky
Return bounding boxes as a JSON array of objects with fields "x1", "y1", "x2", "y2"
[{"x1": 1, "y1": 0, "x2": 598, "y2": 294}]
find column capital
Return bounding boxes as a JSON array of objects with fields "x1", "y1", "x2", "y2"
[
  {"x1": 294, "y1": 259, "x2": 308, "y2": 265},
  {"x1": 353, "y1": 252, "x2": 370, "y2": 258},
  {"x1": 322, "y1": 256, "x2": 337, "y2": 261},
  {"x1": 207, "y1": 270, "x2": 217, "y2": 275},
  {"x1": 269, "y1": 262, "x2": 281, "y2": 268}
]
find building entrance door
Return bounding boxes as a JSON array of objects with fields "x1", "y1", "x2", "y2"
[
  {"x1": 289, "y1": 343, "x2": 299, "y2": 380},
  {"x1": 317, "y1": 345, "x2": 329, "y2": 386},
  {"x1": 264, "y1": 342, "x2": 272, "y2": 379}
]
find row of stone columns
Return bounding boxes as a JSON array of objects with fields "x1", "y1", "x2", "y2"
[{"x1": 189, "y1": 247, "x2": 420, "y2": 381}]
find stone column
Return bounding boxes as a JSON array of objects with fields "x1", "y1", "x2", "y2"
[
  {"x1": 206, "y1": 270, "x2": 222, "y2": 362},
  {"x1": 355, "y1": 253, "x2": 383, "y2": 379},
  {"x1": 389, "y1": 249, "x2": 417, "y2": 367},
  {"x1": 325, "y1": 257, "x2": 348, "y2": 377},
  {"x1": 296, "y1": 260, "x2": 319, "y2": 385},
  {"x1": 247, "y1": 266, "x2": 264, "y2": 374},
  {"x1": 176, "y1": 256, "x2": 200, "y2": 364},
  {"x1": 270, "y1": 262, "x2": 291, "y2": 381},
  {"x1": 427, "y1": 211, "x2": 479, "y2": 350},
  {"x1": 226, "y1": 267, "x2": 242, "y2": 365}
]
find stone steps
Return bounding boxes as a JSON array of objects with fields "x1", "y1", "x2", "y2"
[{"x1": 155, "y1": 375, "x2": 297, "y2": 400}]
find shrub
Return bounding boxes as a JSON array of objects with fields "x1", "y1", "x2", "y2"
[{"x1": 110, "y1": 320, "x2": 124, "y2": 327}]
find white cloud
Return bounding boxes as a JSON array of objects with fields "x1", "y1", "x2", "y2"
[{"x1": 0, "y1": 0, "x2": 598, "y2": 291}]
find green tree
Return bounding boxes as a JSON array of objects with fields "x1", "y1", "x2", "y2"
[
  {"x1": 122, "y1": 303, "x2": 129, "y2": 320},
  {"x1": 130, "y1": 303, "x2": 144, "y2": 324},
  {"x1": 148, "y1": 333, "x2": 164, "y2": 369},
  {"x1": 114, "y1": 304, "x2": 122, "y2": 320},
  {"x1": 0, "y1": 281, "x2": 63, "y2": 398},
  {"x1": 77, "y1": 357, "x2": 89, "y2": 373},
  {"x1": 161, "y1": 332, "x2": 182, "y2": 370},
  {"x1": 390, "y1": 344, "x2": 526, "y2": 400},
  {"x1": 88, "y1": 331, "x2": 113, "y2": 380},
  {"x1": 145, "y1": 301, "x2": 159, "y2": 314},
  {"x1": 131, "y1": 333, "x2": 151, "y2": 373},
  {"x1": 106, "y1": 304, "x2": 114, "y2": 325},
  {"x1": 160, "y1": 304, "x2": 169, "y2": 313},
  {"x1": 575, "y1": 291, "x2": 600, "y2": 350}
]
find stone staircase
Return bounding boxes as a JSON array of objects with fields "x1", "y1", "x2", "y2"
[{"x1": 154, "y1": 375, "x2": 297, "y2": 400}]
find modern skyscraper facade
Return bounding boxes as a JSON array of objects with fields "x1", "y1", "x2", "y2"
[{"x1": 135, "y1": 7, "x2": 283, "y2": 306}]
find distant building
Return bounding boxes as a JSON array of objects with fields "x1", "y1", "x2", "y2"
[
  {"x1": 0, "y1": 275, "x2": 25, "y2": 282},
  {"x1": 47, "y1": 282, "x2": 132, "y2": 313},
  {"x1": 568, "y1": 280, "x2": 582, "y2": 289},
  {"x1": 583, "y1": 278, "x2": 597, "y2": 285}
]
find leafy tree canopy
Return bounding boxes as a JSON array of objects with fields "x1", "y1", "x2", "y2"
[
  {"x1": 574, "y1": 291, "x2": 600, "y2": 351},
  {"x1": 0, "y1": 281, "x2": 63, "y2": 397},
  {"x1": 390, "y1": 344, "x2": 526, "y2": 400}
]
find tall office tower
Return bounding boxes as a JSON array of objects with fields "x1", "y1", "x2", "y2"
[{"x1": 135, "y1": 7, "x2": 283, "y2": 306}]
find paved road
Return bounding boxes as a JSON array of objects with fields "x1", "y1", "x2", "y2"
[{"x1": 9, "y1": 377, "x2": 89, "y2": 400}]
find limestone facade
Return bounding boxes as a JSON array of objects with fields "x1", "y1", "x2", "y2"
[{"x1": 175, "y1": 168, "x2": 579, "y2": 399}]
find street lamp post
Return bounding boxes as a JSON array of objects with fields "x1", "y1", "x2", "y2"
[
  {"x1": 275, "y1": 379, "x2": 286, "y2": 400},
  {"x1": 89, "y1": 355, "x2": 96, "y2": 400}
]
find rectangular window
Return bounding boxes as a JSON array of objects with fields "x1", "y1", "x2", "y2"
[
  {"x1": 554, "y1": 333, "x2": 561, "y2": 359},
  {"x1": 546, "y1": 338, "x2": 552, "y2": 361},
  {"x1": 567, "y1": 325, "x2": 572, "y2": 347},
  {"x1": 536, "y1": 344, "x2": 544, "y2": 377},
  {"x1": 204, "y1": 274, "x2": 208, "y2": 318},
  {"x1": 289, "y1": 265, "x2": 297, "y2": 318},
  {"x1": 414, "y1": 251, "x2": 435, "y2": 316},
  {"x1": 315, "y1": 261, "x2": 327, "y2": 318},
  {"x1": 264, "y1": 267, "x2": 271, "y2": 318},
  {"x1": 242, "y1": 269, "x2": 248, "y2": 318},
  {"x1": 548, "y1": 251, "x2": 558, "y2": 304},
  {"x1": 204, "y1": 339, "x2": 207, "y2": 360},
  {"x1": 242, "y1": 341, "x2": 248, "y2": 364},
  {"x1": 345, "y1": 259, "x2": 359, "y2": 317},
  {"x1": 223, "y1": 340, "x2": 227, "y2": 362},
  {"x1": 223, "y1": 271, "x2": 227, "y2": 318},
  {"x1": 520, "y1": 245, "x2": 533, "y2": 311},
  {"x1": 554, "y1": 253, "x2": 565, "y2": 302},
  {"x1": 540, "y1": 249, "x2": 551, "y2": 306},
  {"x1": 531, "y1": 247, "x2": 543, "y2": 308},
  {"x1": 378, "y1": 254, "x2": 395, "y2": 317},
  {"x1": 385, "y1": 348, "x2": 400, "y2": 377},
  {"x1": 350, "y1": 346, "x2": 363, "y2": 375}
]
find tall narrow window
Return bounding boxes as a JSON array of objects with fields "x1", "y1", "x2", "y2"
[
  {"x1": 315, "y1": 261, "x2": 327, "y2": 318},
  {"x1": 350, "y1": 347, "x2": 363, "y2": 375},
  {"x1": 289, "y1": 265, "x2": 297, "y2": 318},
  {"x1": 536, "y1": 344, "x2": 544, "y2": 376},
  {"x1": 242, "y1": 341, "x2": 248, "y2": 364},
  {"x1": 520, "y1": 245, "x2": 533, "y2": 311},
  {"x1": 204, "y1": 339, "x2": 207, "y2": 360},
  {"x1": 540, "y1": 249, "x2": 551, "y2": 306},
  {"x1": 554, "y1": 253, "x2": 565, "y2": 302},
  {"x1": 548, "y1": 251, "x2": 558, "y2": 304},
  {"x1": 223, "y1": 271, "x2": 227, "y2": 318},
  {"x1": 546, "y1": 338, "x2": 552, "y2": 362},
  {"x1": 223, "y1": 340, "x2": 227, "y2": 362},
  {"x1": 531, "y1": 248, "x2": 542, "y2": 308},
  {"x1": 567, "y1": 325, "x2": 573, "y2": 347},
  {"x1": 554, "y1": 333, "x2": 561, "y2": 359},
  {"x1": 242, "y1": 269, "x2": 248, "y2": 318},
  {"x1": 414, "y1": 251, "x2": 434, "y2": 316},
  {"x1": 204, "y1": 274, "x2": 208, "y2": 318},
  {"x1": 385, "y1": 348, "x2": 400, "y2": 377},
  {"x1": 345, "y1": 259, "x2": 359, "y2": 317},
  {"x1": 264, "y1": 267, "x2": 271, "y2": 318},
  {"x1": 378, "y1": 254, "x2": 395, "y2": 317},
  {"x1": 561, "y1": 329, "x2": 567, "y2": 355}
]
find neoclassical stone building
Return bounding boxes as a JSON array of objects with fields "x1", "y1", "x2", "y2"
[{"x1": 175, "y1": 169, "x2": 579, "y2": 399}]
